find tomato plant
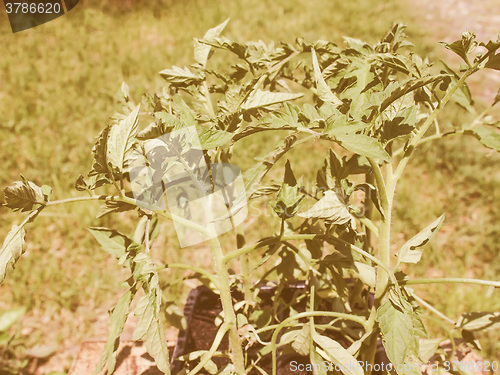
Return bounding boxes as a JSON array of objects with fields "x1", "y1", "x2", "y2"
[{"x1": 1, "y1": 22, "x2": 500, "y2": 375}]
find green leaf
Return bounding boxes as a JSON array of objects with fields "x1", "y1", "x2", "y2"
[
  {"x1": 354, "y1": 261, "x2": 376, "y2": 288},
  {"x1": 332, "y1": 130, "x2": 390, "y2": 162},
  {"x1": 397, "y1": 215, "x2": 445, "y2": 264},
  {"x1": 0, "y1": 307, "x2": 26, "y2": 332},
  {"x1": 97, "y1": 200, "x2": 136, "y2": 219},
  {"x1": 457, "y1": 312, "x2": 500, "y2": 332},
  {"x1": 107, "y1": 105, "x2": 141, "y2": 173},
  {"x1": 298, "y1": 190, "x2": 355, "y2": 227},
  {"x1": 241, "y1": 89, "x2": 303, "y2": 110},
  {"x1": 159, "y1": 65, "x2": 203, "y2": 85},
  {"x1": 133, "y1": 292, "x2": 170, "y2": 374},
  {"x1": 243, "y1": 134, "x2": 298, "y2": 200},
  {"x1": 94, "y1": 289, "x2": 134, "y2": 375},
  {"x1": 0, "y1": 225, "x2": 27, "y2": 284},
  {"x1": 196, "y1": 126, "x2": 233, "y2": 149},
  {"x1": 418, "y1": 338, "x2": 442, "y2": 363},
  {"x1": 194, "y1": 19, "x2": 229, "y2": 68},
  {"x1": 87, "y1": 227, "x2": 133, "y2": 259},
  {"x1": 292, "y1": 324, "x2": 310, "y2": 356},
  {"x1": 312, "y1": 330, "x2": 364, "y2": 375},
  {"x1": 441, "y1": 31, "x2": 477, "y2": 65},
  {"x1": 342, "y1": 59, "x2": 376, "y2": 118},
  {"x1": 377, "y1": 298, "x2": 414, "y2": 367},
  {"x1": 371, "y1": 53, "x2": 412, "y2": 75},
  {"x1": 470, "y1": 125, "x2": 500, "y2": 151},
  {"x1": 485, "y1": 53, "x2": 500, "y2": 71},
  {"x1": 440, "y1": 61, "x2": 475, "y2": 113},
  {"x1": 3, "y1": 179, "x2": 44, "y2": 212},
  {"x1": 311, "y1": 48, "x2": 342, "y2": 105},
  {"x1": 89, "y1": 126, "x2": 111, "y2": 176}
]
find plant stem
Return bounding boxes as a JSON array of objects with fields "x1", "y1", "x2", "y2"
[
  {"x1": 401, "y1": 277, "x2": 500, "y2": 288},
  {"x1": 207, "y1": 237, "x2": 246, "y2": 375}
]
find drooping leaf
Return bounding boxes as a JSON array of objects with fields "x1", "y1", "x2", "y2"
[
  {"x1": 243, "y1": 134, "x2": 298, "y2": 200},
  {"x1": 196, "y1": 126, "x2": 233, "y2": 149},
  {"x1": 298, "y1": 190, "x2": 355, "y2": 227},
  {"x1": 94, "y1": 289, "x2": 134, "y2": 375},
  {"x1": 89, "y1": 126, "x2": 111, "y2": 176},
  {"x1": 371, "y1": 53, "x2": 412, "y2": 75},
  {"x1": 133, "y1": 291, "x2": 170, "y2": 374},
  {"x1": 397, "y1": 215, "x2": 445, "y2": 264},
  {"x1": 241, "y1": 89, "x2": 303, "y2": 110},
  {"x1": 292, "y1": 324, "x2": 310, "y2": 356},
  {"x1": 312, "y1": 330, "x2": 364, "y2": 375},
  {"x1": 194, "y1": 19, "x2": 229, "y2": 68},
  {"x1": 88, "y1": 227, "x2": 133, "y2": 259},
  {"x1": 107, "y1": 105, "x2": 141, "y2": 173},
  {"x1": 342, "y1": 59, "x2": 376, "y2": 119},
  {"x1": 457, "y1": 312, "x2": 500, "y2": 332},
  {"x1": 418, "y1": 338, "x2": 443, "y2": 363},
  {"x1": 97, "y1": 200, "x2": 136, "y2": 218},
  {"x1": 159, "y1": 65, "x2": 203, "y2": 85},
  {"x1": 0, "y1": 225, "x2": 27, "y2": 284},
  {"x1": 331, "y1": 130, "x2": 390, "y2": 162},
  {"x1": 354, "y1": 261, "x2": 376, "y2": 288},
  {"x1": 377, "y1": 298, "x2": 415, "y2": 367},
  {"x1": 311, "y1": 48, "x2": 343, "y2": 105},
  {"x1": 3, "y1": 179, "x2": 45, "y2": 212},
  {"x1": 469, "y1": 125, "x2": 500, "y2": 151},
  {"x1": 0, "y1": 307, "x2": 26, "y2": 332}
]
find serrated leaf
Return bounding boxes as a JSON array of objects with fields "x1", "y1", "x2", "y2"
[
  {"x1": 311, "y1": 48, "x2": 343, "y2": 105},
  {"x1": 397, "y1": 215, "x2": 445, "y2": 264},
  {"x1": 0, "y1": 307, "x2": 26, "y2": 332},
  {"x1": 159, "y1": 65, "x2": 203, "y2": 85},
  {"x1": 94, "y1": 289, "x2": 134, "y2": 375},
  {"x1": 470, "y1": 125, "x2": 500, "y2": 151},
  {"x1": 0, "y1": 225, "x2": 27, "y2": 284},
  {"x1": 377, "y1": 298, "x2": 414, "y2": 366},
  {"x1": 97, "y1": 200, "x2": 136, "y2": 218},
  {"x1": 457, "y1": 312, "x2": 500, "y2": 332},
  {"x1": 342, "y1": 59, "x2": 376, "y2": 118},
  {"x1": 292, "y1": 324, "x2": 310, "y2": 356},
  {"x1": 312, "y1": 331, "x2": 364, "y2": 375},
  {"x1": 241, "y1": 89, "x2": 303, "y2": 110},
  {"x1": 90, "y1": 126, "x2": 111, "y2": 176},
  {"x1": 88, "y1": 227, "x2": 133, "y2": 259},
  {"x1": 3, "y1": 179, "x2": 44, "y2": 212},
  {"x1": 196, "y1": 126, "x2": 233, "y2": 149},
  {"x1": 107, "y1": 105, "x2": 141, "y2": 173},
  {"x1": 298, "y1": 190, "x2": 355, "y2": 227},
  {"x1": 243, "y1": 134, "x2": 298, "y2": 200},
  {"x1": 194, "y1": 19, "x2": 229, "y2": 68},
  {"x1": 332, "y1": 131, "x2": 390, "y2": 162},
  {"x1": 133, "y1": 291, "x2": 170, "y2": 374},
  {"x1": 441, "y1": 31, "x2": 477, "y2": 64}
]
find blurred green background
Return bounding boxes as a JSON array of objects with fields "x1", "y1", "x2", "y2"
[{"x1": 0, "y1": 0, "x2": 499, "y2": 373}]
